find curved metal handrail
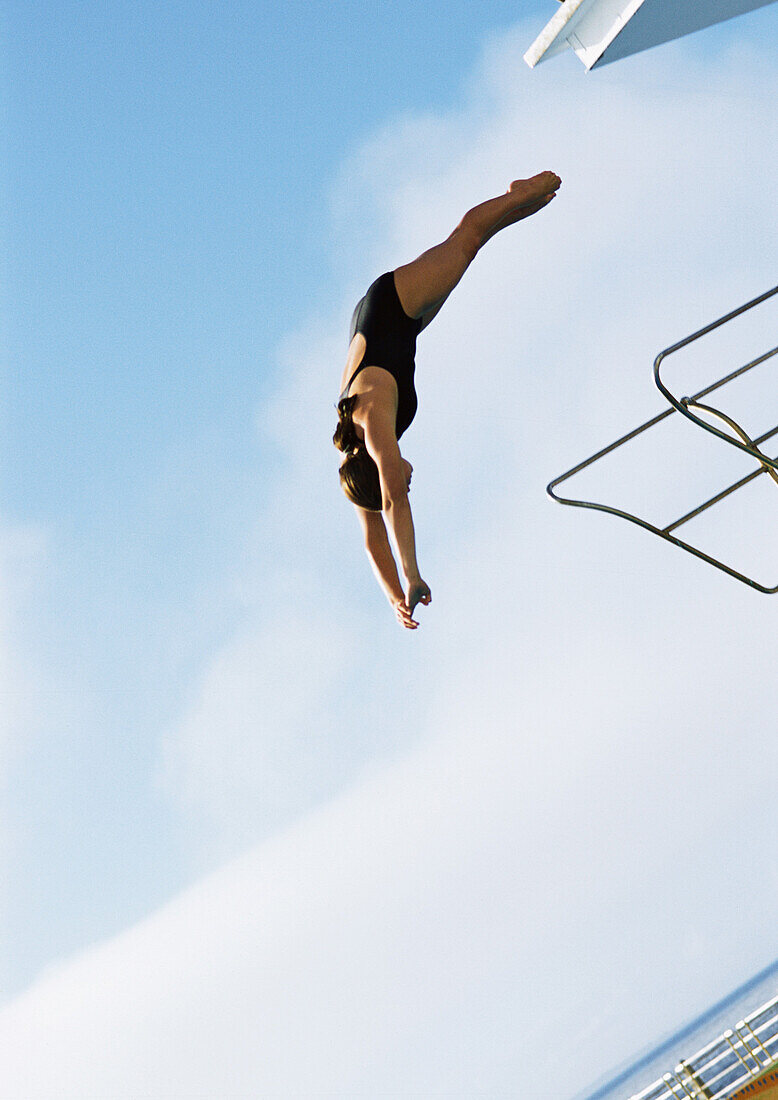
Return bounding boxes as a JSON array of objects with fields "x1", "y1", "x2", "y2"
[
  {"x1": 547, "y1": 283, "x2": 778, "y2": 593},
  {"x1": 654, "y1": 284, "x2": 778, "y2": 469},
  {"x1": 681, "y1": 397, "x2": 778, "y2": 487}
]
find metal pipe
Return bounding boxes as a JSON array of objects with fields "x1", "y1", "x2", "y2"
[
  {"x1": 547, "y1": 283, "x2": 778, "y2": 592},
  {"x1": 654, "y1": 285, "x2": 778, "y2": 470}
]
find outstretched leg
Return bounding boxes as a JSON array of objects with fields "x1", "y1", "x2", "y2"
[{"x1": 393, "y1": 171, "x2": 560, "y2": 328}]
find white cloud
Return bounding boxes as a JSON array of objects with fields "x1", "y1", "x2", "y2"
[
  {"x1": 159, "y1": 604, "x2": 357, "y2": 855},
  {"x1": 161, "y1": 21, "x2": 778, "y2": 860},
  {"x1": 0, "y1": 633, "x2": 776, "y2": 1097},
  {"x1": 6, "y1": 20, "x2": 775, "y2": 1098}
]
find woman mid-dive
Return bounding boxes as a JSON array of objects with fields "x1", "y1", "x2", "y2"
[{"x1": 334, "y1": 171, "x2": 561, "y2": 629}]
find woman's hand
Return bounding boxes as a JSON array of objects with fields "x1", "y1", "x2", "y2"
[
  {"x1": 389, "y1": 580, "x2": 431, "y2": 630},
  {"x1": 405, "y1": 578, "x2": 432, "y2": 617},
  {"x1": 392, "y1": 596, "x2": 419, "y2": 630}
]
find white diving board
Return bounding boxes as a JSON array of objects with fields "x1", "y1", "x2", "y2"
[{"x1": 525, "y1": 0, "x2": 778, "y2": 70}]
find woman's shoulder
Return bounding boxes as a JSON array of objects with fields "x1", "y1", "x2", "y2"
[{"x1": 350, "y1": 371, "x2": 397, "y2": 419}]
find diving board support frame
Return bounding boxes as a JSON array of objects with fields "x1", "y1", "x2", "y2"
[{"x1": 547, "y1": 284, "x2": 778, "y2": 592}]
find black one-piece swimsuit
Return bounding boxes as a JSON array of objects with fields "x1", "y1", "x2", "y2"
[{"x1": 339, "y1": 271, "x2": 423, "y2": 440}]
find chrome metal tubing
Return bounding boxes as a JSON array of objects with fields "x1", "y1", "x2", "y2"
[
  {"x1": 654, "y1": 285, "x2": 778, "y2": 468},
  {"x1": 627, "y1": 995, "x2": 778, "y2": 1100},
  {"x1": 737, "y1": 1019, "x2": 773, "y2": 1064},
  {"x1": 662, "y1": 424, "x2": 778, "y2": 534},
  {"x1": 547, "y1": 284, "x2": 778, "y2": 593}
]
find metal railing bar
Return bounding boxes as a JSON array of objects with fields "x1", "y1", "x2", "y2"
[
  {"x1": 630, "y1": 1080, "x2": 676, "y2": 1100},
  {"x1": 690, "y1": 345, "x2": 778, "y2": 404},
  {"x1": 704, "y1": 1061, "x2": 751, "y2": 1089},
  {"x1": 654, "y1": 362, "x2": 778, "y2": 473},
  {"x1": 708, "y1": 1074, "x2": 752, "y2": 1100},
  {"x1": 683, "y1": 398, "x2": 778, "y2": 484},
  {"x1": 724, "y1": 1031, "x2": 761, "y2": 1077},
  {"x1": 698, "y1": 1057, "x2": 747, "y2": 1083},
  {"x1": 666, "y1": 1071, "x2": 698, "y2": 1098},
  {"x1": 690, "y1": 1048, "x2": 742, "y2": 1075},
  {"x1": 684, "y1": 406, "x2": 778, "y2": 470},
  {"x1": 709, "y1": 1075, "x2": 752, "y2": 1100},
  {"x1": 549, "y1": 347, "x2": 778, "y2": 494},
  {"x1": 548, "y1": 283, "x2": 778, "y2": 593},
  {"x1": 545, "y1": 487, "x2": 778, "y2": 593},
  {"x1": 746, "y1": 1026, "x2": 778, "y2": 1048},
  {"x1": 736, "y1": 1021, "x2": 773, "y2": 1065},
  {"x1": 746, "y1": 997, "x2": 778, "y2": 1026},
  {"x1": 685, "y1": 1033, "x2": 747, "y2": 1063},
  {"x1": 621, "y1": 994, "x2": 778, "y2": 1100},
  {"x1": 691, "y1": 1037, "x2": 749, "y2": 1066},
  {"x1": 750, "y1": 1017, "x2": 778, "y2": 1035},
  {"x1": 754, "y1": 425, "x2": 778, "y2": 448},
  {"x1": 695, "y1": 1025, "x2": 770, "y2": 1069},
  {"x1": 677, "y1": 1060, "x2": 717, "y2": 1098},
  {"x1": 655, "y1": 285, "x2": 778, "y2": 472},
  {"x1": 549, "y1": 405, "x2": 677, "y2": 487},
  {"x1": 662, "y1": 463, "x2": 769, "y2": 534},
  {"x1": 656, "y1": 285, "x2": 778, "y2": 360}
]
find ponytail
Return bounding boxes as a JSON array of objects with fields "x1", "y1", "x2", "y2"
[
  {"x1": 334, "y1": 394, "x2": 382, "y2": 510},
  {"x1": 333, "y1": 394, "x2": 361, "y2": 454}
]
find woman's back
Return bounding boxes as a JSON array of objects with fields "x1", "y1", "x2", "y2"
[{"x1": 339, "y1": 272, "x2": 422, "y2": 440}]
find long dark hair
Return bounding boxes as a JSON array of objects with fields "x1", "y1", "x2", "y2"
[{"x1": 333, "y1": 396, "x2": 382, "y2": 511}]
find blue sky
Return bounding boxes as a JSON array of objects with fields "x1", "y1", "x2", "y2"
[
  {"x1": 3, "y1": 1, "x2": 778, "y2": 1096},
  {"x1": 6, "y1": 0, "x2": 537, "y2": 984}
]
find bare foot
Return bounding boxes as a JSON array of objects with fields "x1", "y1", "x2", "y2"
[
  {"x1": 476, "y1": 172, "x2": 560, "y2": 244},
  {"x1": 508, "y1": 171, "x2": 561, "y2": 206}
]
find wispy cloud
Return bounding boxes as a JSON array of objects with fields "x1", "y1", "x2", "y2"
[
  {"x1": 2, "y1": 20, "x2": 777, "y2": 1098},
  {"x1": 1, "y1": 631, "x2": 776, "y2": 1097},
  {"x1": 161, "y1": 23, "x2": 778, "y2": 859}
]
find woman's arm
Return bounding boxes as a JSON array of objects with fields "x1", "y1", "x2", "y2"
[
  {"x1": 362, "y1": 411, "x2": 423, "y2": 584},
  {"x1": 360, "y1": 406, "x2": 431, "y2": 623},
  {"x1": 355, "y1": 508, "x2": 420, "y2": 629}
]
